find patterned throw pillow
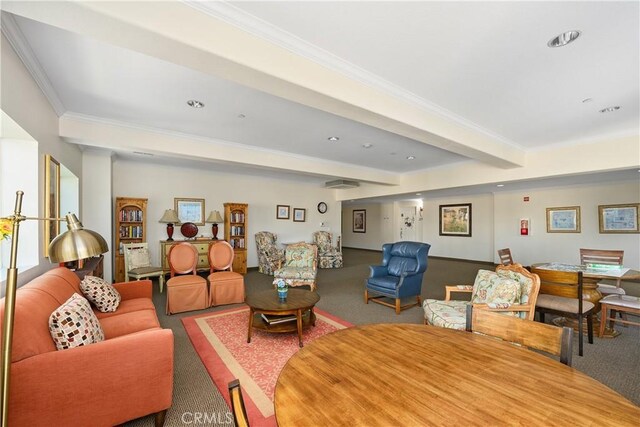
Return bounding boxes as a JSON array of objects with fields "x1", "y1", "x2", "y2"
[
  {"x1": 471, "y1": 270, "x2": 521, "y2": 306},
  {"x1": 80, "y1": 275, "x2": 121, "y2": 313},
  {"x1": 49, "y1": 293, "x2": 105, "y2": 350}
]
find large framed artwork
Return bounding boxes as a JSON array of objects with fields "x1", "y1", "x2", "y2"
[
  {"x1": 546, "y1": 206, "x2": 581, "y2": 233},
  {"x1": 353, "y1": 209, "x2": 366, "y2": 233},
  {"x1": 439, "y1": 203, "x2": 472, "y2": 237},
  {"x1": 175, "y1": 198, "x2": 205, "y2": 225},
  {"x1": 598, "y1": 203, "x2": 639, "y2": 234},
  {"x1": 44, "y1": 154, "x2": 60, "y2": 256}
]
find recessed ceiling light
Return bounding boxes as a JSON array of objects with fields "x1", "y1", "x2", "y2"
[
  {"x1": 238, "y1": 114, "x2": 246, "y2": 118},
  {"x1": 416, "y1": 193, "x2": 422, "y2": 196},
  {"x1": 496, "y1": 184, "x2": 505, "y2": 187},
  {"x1": 547, "y1": 30, "x2": 581, "y2": 48},
  {"x1": 599, "y1": 106, "x2": 621, "y2": 113},
  {"x1": 187, "y1": 100, "x2": 204, "y2": 108},
  {"x1": 328, "y1": 136, "x2": 339, "y2": 141},
  {"x1": 362, "y1": 143, "x2": 373, "y2": 148},
  {"x1": 581, "y1": 98, "x2": 593, "y2": 103},
  {"x1": 406, "y1": 156, "x2": 415, "y2": 160}
]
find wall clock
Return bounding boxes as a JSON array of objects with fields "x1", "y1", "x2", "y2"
[{"x1": 317, "y1": 202, "x2": 328, "y2": 214}]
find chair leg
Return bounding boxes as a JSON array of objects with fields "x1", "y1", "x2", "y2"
[
  {"x1": 364, "y1": 289, "x2": 369, "y2": 304},
  {"x1": 587, "y1": 314, "x2": 593, "y2": 344},
  {"x1": 539, "y1": 312, "x2": 546, "y2": 323},
  {"x1": 155, "y1": 409, "x2": 167, "y2": 427},
  {"x1": 395, "y1": 298, "x2": 401, "y2": 315},
  {"x1": 416, "y1": 295, "x2": 421, "y2": 306},
  {"x1": 578, "y1": 315, "x2": 584, "y2": 356}
]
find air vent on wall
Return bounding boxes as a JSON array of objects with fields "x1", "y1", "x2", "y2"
[{"x1": 325, "y1": 179, "x2": 360, "y2": 189}]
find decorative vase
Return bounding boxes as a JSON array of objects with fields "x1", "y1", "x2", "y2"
[{"x1": 277, "y1": 279, "x2": 288, "y2": 301}]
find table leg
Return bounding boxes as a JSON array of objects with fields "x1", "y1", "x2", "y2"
[
  {"x1": 311, "y1": 307, "x2": 316, "y2": 327},
  {"x1": 297, "y1": 309, "x2": 303, "y2": 348},
  {"x1": 247, "y1": 308, "x2": 254, "y2": 343}
]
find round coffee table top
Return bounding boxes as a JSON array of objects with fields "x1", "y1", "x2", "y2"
[{"x1": 245, "y1": 288, "x2": 320, "y2": 312}]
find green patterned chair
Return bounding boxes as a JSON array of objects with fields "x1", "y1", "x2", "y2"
[
  {"x1": 272, "y1": 242, "x2": 318, "y2": 291},
  {"x1": 423, "y1": 264, "x2": 540, "y2": 330},
  {"x1": 312, "y1": 231, "x2": 343, "y2": 269},
  {"x1": 255, "y1": 231, "x2": 285, "y2": 276}
]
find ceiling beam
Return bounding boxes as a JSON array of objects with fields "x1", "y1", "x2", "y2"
[{"x1": 4, "y1": 0, "x2": 526, "y2": 169}]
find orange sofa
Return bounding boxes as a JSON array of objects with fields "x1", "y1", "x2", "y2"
[{"x1": 0, "y1": 267, "x2": 174, "y2": 426}]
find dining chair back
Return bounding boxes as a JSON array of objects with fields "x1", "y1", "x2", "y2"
[
  {"x1": 531, "y1": 267, "x2": 594, "y2": 356},
  {"x1": 466, "y1": 305, "x2": 573, "y2": 366},
  {"x1": 497, "y1": 248, "x2": 514, "y2": 266},
  {"x1": 122, "y1": 242, "x2": 165, "y2": 292},
  {"x1": 228, "y1": 379, "x2": 250, "y2": 427},
  {"x1": 166, "y1": 243, "x2": 207, "y2": 315},
  {"x1": 207, "y1": 241, "x2": 245, "y2": 307},
  {"x1": 580, "y1": 248, "x2": 625, "y2": 295}
]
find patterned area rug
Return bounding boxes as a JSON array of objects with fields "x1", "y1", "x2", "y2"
[{"x1": 182, "y1": 306, "x2": 352, "y2": 426}]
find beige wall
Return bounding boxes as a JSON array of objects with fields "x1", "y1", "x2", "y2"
[{"x1": 112, "y1": 159, "x2": 341, "y2": 269}]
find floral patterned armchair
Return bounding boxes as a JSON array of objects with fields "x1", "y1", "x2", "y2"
[
  {"x1": 272, "y1": 242, "x2": 318, "y2": 291},
  {"x1": 312, "y1": 231, "x2": 343, "y2": 269},
  {"x1": 255, "y1": 231, "x2": 285, "y2": 276},
  {"x1": 423, "y1": 264, "x2": 540, "y2": 330}
]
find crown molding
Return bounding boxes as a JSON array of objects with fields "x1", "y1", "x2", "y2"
[
  {"x1": 1, "y1": 12, "x2": 66, "y2": 117},
  {"x1": 184, "y1": 0, "x2": 517, "y2": 148}
]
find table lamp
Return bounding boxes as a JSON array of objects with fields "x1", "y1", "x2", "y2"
[
  {"x1": 206, "y1": 210, "x2": 224, "y2": 240},
  {"x1": 159, "y1": 209, "x2": 180, "y2": 241},
  {"x1": 1, "y1": 190, "x2": 109, "y2": 426}
]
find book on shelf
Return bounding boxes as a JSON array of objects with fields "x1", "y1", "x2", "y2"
[{"x1": 261, "y1": 313, "x2": 296, "y2": 325}]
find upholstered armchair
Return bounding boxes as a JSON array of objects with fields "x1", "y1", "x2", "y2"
[
  {"x1": 365, "y1": 241, "x2": 431, "y2": 314},
  {"x1": 423, "y1": 264, "x2": 540, "y2": 330},
  {"x1": 273, "y1": 242, "x2": 318, "y2": 291},
  {"x1": 255, "y1": 231, "x2": 285, "y2": 275},
  {"x1": 312, "y1": 231, "x2": 343, "y2": 268}
]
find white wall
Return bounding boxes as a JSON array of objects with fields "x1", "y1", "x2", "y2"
[
  {"x1": 342, "y1": 203, "x2": 387, "y2": 250},
  {"x1": 1, "y1": 34, "x2": 83, "y2": 286},
  {"x1": 112, "y1": 159, "x2": 341, "y2": 269},
  {"x1": 82, "y1": 149, "x2": 113, "y2": 282},
  {"x1": 494, "y1": 180, "x2": 640, "y2": 269}
]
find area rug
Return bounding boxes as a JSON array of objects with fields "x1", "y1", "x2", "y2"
[{"x1": 182, "y1": 306, "x2": 352, "y2": 427}]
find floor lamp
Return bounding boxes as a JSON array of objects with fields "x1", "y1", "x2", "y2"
[{"x1": 0, "y1": 191, "x2": 108, "y2": 426}]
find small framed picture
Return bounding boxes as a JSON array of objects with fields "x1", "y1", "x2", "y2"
[
  {"x1": 276, "y1": 205, "x2": 290, "y2": 220},
  {"x1": 439, "y1": 203, "x2": 472, "y2": 237},
  {"x1": 353, "y1": 209, "x2": 366, "y2": 233},
  {"x1": 598, "y1": 203, "x2": 639, "y2": 233},
  {"x1": 546, "y1": 206, "x2": 581, "y2": 233},
  {"x1": 175, "y1": 198, "x2": 205, "y2": 225},
  {"x1": 293, "y1": 208, "x2": 306, "y2": 222}
]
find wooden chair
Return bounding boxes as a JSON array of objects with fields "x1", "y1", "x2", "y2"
[
  {"x1": 599, "y1": 295, "x2": 640, "y2": 337},
  {"x1": 531, "y1": 267, "x2": 595, "y2": 356},
  {"x1": 123, "y1": 242, "x2": 165, "y2": 292},
  {"x1": 228, "y1": 379, "x2": 250, "y2": 427},
  {"x1": 466, "y1": 305, "x2": 573, "y2": 366},
  {"x1": 497, "y1": 248, "x2": 514, "y2": 266},
  {"x1": 165, "y1": 243, "x2": 208, "y2": 315},
  {"x1": 424, "y1": 264, "x2": 540, "y2": 330},
  {"x1": 207, "y1": 241, "x2": 245, "y2": 307},
  {"x1": 579, "y1": 248, "x2": 625, "y2": 295}
]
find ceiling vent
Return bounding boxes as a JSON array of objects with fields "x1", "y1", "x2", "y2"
[{"x1": 325, "y1": 179, "x2": 360, "y2": 189}]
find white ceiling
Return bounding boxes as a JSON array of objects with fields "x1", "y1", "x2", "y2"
[{"x1": 2, "y1": 1, "x2": 639, "y2": 199}]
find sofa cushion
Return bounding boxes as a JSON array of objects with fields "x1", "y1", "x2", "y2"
[
  {"x1": 93, "y1": 298, "x2": 156, "y2": 319},
  {"x1": 49, "y1": 293, "x2": 105, "y2": 350},
  {"x1": 471, "y1": 270, "x2": 521, "y2": 306},
  {"x1": 80, "y1": 275, "x2": 121, "y2": 313},
  {"x1": 367, "y1": 275, "x2": 400, "y2": 290},
  {"x1": 423, "y1": 299, "x2": 468, "y2": 330},
  {"x1": 99, "y1": 309, "x2": 161, "y2": 339}
]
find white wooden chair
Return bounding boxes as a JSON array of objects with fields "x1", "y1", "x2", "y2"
[{"x1": 123, "y1": 242, "x2": 165, "y2": 292}]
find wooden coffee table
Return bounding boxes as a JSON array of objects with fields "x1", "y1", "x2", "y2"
[{"x1": 245, "y1": 288, "x2": 320, "y2": 347}]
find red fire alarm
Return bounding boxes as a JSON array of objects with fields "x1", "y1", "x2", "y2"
[
  {"x1": 520, "y1": 218, "x2": 530, "y2": 235},
  {"x1": 523, "y1": 196, "x2": 530, "y2": 202}
]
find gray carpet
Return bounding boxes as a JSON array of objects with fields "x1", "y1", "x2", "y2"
[{"x1": 125, "y1": 248, "x2": 640, "y2": 426}]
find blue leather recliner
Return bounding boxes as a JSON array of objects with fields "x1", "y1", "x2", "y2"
[{"x1": 365, "y1": 241, "x2": 431, "y2": 314}]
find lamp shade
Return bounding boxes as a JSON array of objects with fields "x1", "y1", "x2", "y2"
[
  {"x1": 159, "y1": 209, "x2": 180, "y2": 223},
  {"x1": 206, "y1": 210, "x2": 223, "y2": 223},
  {"x1": 48, "y1": 214, "x2": 109, "y2": 263}
]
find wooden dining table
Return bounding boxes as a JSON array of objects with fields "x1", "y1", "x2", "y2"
[{"x1": 274, "y1": 324, "x2": 640, "y2": 426}]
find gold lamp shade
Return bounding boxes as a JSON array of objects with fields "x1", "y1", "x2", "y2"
[{"x1": 48, "y1": 214, "x2": 109, "y2": 263}]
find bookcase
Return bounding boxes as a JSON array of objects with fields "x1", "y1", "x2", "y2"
[
  {"x1": 224, "y1": 202, "x2": 248, "y2": 274},
  {"x1": 114, "y1": 197, "x2": 147, "y2": 282}
]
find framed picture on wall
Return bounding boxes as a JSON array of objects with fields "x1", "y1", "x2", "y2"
[
  {"x1": 353, "y1": 209, "x2": 366, "y2": 233},
  {"x1": 175, "y1": 198, "x2": 205, "y2": 225},
  {"x1": 598, "y1": 203, "x2": 639, "y2": 233},
  {"x1": 439, "y1": 203, "x2": 472, "y2": 237},
  {"x1": 44, "y1": 154, "x2": 60, "y2": 256},
  {"x1": 276, "y1": 205, "x2": 290, "y2": 220},
  {"x1": 293, "y1": 208, "x2": 306, "y2": 222},
  {"x1": 546, "y1": 206, "x2": 580, "y2": 233}
]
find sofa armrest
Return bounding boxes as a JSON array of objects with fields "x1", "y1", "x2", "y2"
[
  {"x1": 369, "y1": 265, "x2": 387, "y2": 277},
  {"x1": 445, "y1": 285, "x2": 473, "y2": 301},
  {"x1": 113, "y1": 279, "x2": 152, "y2": 300},
  {"x1": 11, "y1": 328, "x2": 174, "y2": 426}
]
